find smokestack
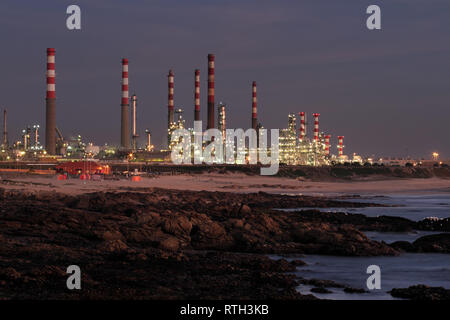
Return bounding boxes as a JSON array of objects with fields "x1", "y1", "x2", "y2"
[
  {"x1": 145, "y1": 129, "x2": 152, "y2": 151},
  {"x1": 252, "y1": 81, "x2": 257, "y2": 130},
  {"x1": 217, "y1": 103, "x2": 226, "y2": 142},
  {"x1": 121, "y1": 58, "x2": 130, "y2": 149},
  {"x1": 194, "y1": 69, "x2": 200, "y2": 122},
  {"x1": 131, "y1": 94, "x2": 138, "y2": 150},
  {"x1": 168, "y1": 69, "x2": 174, "y2": 146},
  {"x1": 2, "y1": 109, "x2": 7, "y2": 147},
  {"x1": 325, "y1": 135, "x2": 331, "y2": 156},
  {"x1": 338, "y1": 136, "x2": 344, "y2": 158},
  {"x1": 45, "y1": 48, "x2": 56, "y2": 155},
  {"x1": 207, "y1": 54, "x2": 215, "y2": 129},
  {"x1": 299, "y1": 112, "x2": 306, "y2": 142},
  {"x1": 313, "y1": 113, "x2": 320, "y2": 144},
  {"x1": 33, "y1": 125, "x2": 39, "y2": 148}
]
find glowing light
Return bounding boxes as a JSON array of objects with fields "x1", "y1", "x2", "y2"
[{"x1": 432, "y1": 152, "x2": 439, "y2": 161}]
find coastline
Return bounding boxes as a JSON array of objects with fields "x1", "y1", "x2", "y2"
[
  {"x1": 0, "y1": 172, "x2": 449, "y2": 196},
  {"x1": 0, "y1": 173, "x2": 449, "y2": 300}
]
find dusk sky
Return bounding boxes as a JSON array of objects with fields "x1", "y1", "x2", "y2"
[{"x1": 1, "y1": 0, "x2": 449, "y2": 158}]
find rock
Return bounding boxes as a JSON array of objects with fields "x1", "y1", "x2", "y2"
[
  {"x1": 227, "y1": 218, "x2": 245, "y2": 228},
  {"x1": 135, "y1": 211, "x2": 160, "y2": 224},
  {"x1": 311, "y1": 287, "x2": 332, "y2": 294},
  {"x1": 0, "y1": 267, "x2": 21, "y2": 280},
  {"x1": 290, "y1": 259, "x2": 307, "y2": 267},
  {"x1": 159, "y1": 237, "x2": 180, "y2": 251},
  {"x1": 32, "y1": 265, "x2": 66, "y2": 277},
  {"x1": 190, "y1": 215, "x2": 231, "y2": 249},
  {"x1": 161, "y1": 216, "x2": 192, "y2": 239},
  {"x1": 98, "y1": 239, "x2": 128, "y2": 252},
  {"x1": 260, "y1": 215, "x2": 281, "y2": 234},
  {"x1": 0, "y1": 186, "x2": 424, "y2": 299},
  {"x1": 297, "y1": 278, "x2": 346, "y2": 289},
  {"x1": 412, "y1": 233, "x2": 450, "y2": 253},
  {"x1": 343, "y1": 287, "x2": 367, "y2": 294},
  {"x1": 390, "y1": 240, "x2": 416, "y2": 252},
  {"x1": 239, "y1": 204, "x2": 252, "y2": 215},
  {"x1": 99, "y1": 230, "x2": 124, "y2": 241},
  {"x1": 417, "y1": 217, "x2": 450, "y2": 232},
  {"x1": 72, "y1": 196, "x2": 90, "y2": 210},
  {"x1": 390, "y1": 285, "x2": 450, "y2": 300}
]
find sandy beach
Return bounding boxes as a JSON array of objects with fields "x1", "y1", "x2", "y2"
[{"x1": 1, "y1": 173, "x2": 449, "y2": 196}]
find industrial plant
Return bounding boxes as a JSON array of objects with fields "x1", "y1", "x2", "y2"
[{"x1": 0, "y1": 48, "x2": 441, "y2": 169}]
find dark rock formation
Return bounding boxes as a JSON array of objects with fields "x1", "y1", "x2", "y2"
[
  {"x1": 297, "y1": 277, "x2": 366, "y2": 294},
  {"x1": 417, "y1": 217, "x2": 450, "y2": 232},
  {"x1": 412, "y1": 233, "x2": 450, "y2": 253},
  {"x1": 0, "y1": 187, "x2": 399, "y2": 299},
  {"x1": 390, "y1": 285, "x2": 450, "y2": 300},
  {"x1": 311, "y1": 287, "x2": 332, "y2": 294},
  {"x1": 390, "y1": 233, "x2": 450, "y2": 253}
]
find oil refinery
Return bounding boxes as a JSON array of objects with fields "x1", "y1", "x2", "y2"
[{"x1": 0, "y1": 48, "x2": 444, "y2": 169}]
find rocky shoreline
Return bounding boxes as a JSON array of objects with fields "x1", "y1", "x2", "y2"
[
  {"x1": 389, "y1": 285, "x2": 450, "y2": 300},
  {"x1": 0, "y1": 187, "x2": 448, "y2": 299}
]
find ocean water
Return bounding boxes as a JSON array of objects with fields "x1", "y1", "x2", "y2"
[
  {"x1": 281, "y1": 194, "x2": 450, "y2": 221},
  {"x1": 276, "y1": 194, "x2": 450, "y2": 300},
  {"x1": 364, "y1": 230, "x2": 443, "y2": 243},
  {"x1": 290, "y1": 253, "x2": 450, "y2": 300}
]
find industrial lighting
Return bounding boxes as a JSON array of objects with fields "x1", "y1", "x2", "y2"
[{"x1": 432, "y1": 152, "x2": 439, "y2": 161}]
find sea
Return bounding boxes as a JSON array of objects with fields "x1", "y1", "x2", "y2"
[{"x1": 277, "y1": 193, "x2": 450, "y2": 300}]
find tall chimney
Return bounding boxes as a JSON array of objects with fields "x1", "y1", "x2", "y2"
[
  {"x1": 313, "y1": 113, "x2": 320, "y2": 144},
  {"x1": 121, "y1": 58, "x2": 130, "y2": 149},
  {"x1": 299, "y1": 112, "x2": 306, "y2": 142},
  {"x1": 207, "y1": 54, "x2": 215, "y2": 129},
  {"x1": 194, "y1": 69, "x2": 200, "y2": 122},
  {"x1": 145, "y1": 129, "x2": 152, "y2": 151},
  {"x1": 325, "y1": 135, "x2": 331, "y2": 155},
  {"x1": 168, "y1": 69, "x2": 174, "y2": 146},
  {"x1": 45, "y1": 48, "x2": 56, "y2": 155},
  {"x1": 252, "y1": 81, "x2": 257, "y2": 130},
  {"x1": 338, "y1": 136, "x2": 344, "y2": 158},
  {"x1": 33, "y1": 125, "x2": 39, "y2": 148},
  {"x1": 131, "y1": 94, "x2": 138, "y2": 150},
  {"x1": 217, "y1": 103, "x2": 226, "y2": 142},
  {"x1": 2, "y1": 109, "x2": 7, "y2": 147}
]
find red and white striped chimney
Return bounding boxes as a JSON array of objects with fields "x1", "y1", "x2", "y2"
[
  {"x1": 325, "y1": 135, "x2": 331, "y2": 155},
  {"x1": 45, "y1": 48, "x2": 56, "y2": 155},
  {"x1": 194, "y1": 69, "x2": 200, "y2": 122},
  {"x1": 299, "y1": 112, "x2": 306, "y2": 142},
  {"x1": 168, "y1": 69, "x2": 174, "y2": 122},
  {"x1": 121, "y1": 59, "x2": 129, "y2": 105},
  {"x1": 313, "y1": 113, "x2": 320, "y2": 144},
  {"x1": 120, "y1": 58, "x2": 130, "y2": 149},
  {"x1": 46, "y1": 49, "x2": 56, "y2": 99},
  {"x1": 338, "y1": 136, "x2": 344, "y2": 158},
  {"x1": 168, "y1": 69, "x2": 174, "y2": 146},
  {"x1": 252, "y1": 81, "x2": 257, "y2": 130},
  {"x1": 207, "y1": 54, "x2": 215, "y2": 129}
]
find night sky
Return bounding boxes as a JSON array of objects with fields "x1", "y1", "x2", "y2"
[{"x1": 1, "y1": 0, "x2": 449, "y2": 158}]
